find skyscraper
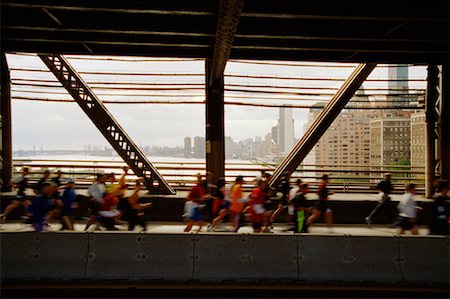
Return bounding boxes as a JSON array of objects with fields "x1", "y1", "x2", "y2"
[
  {"x1": 388, "y1": 64, "x2": 409, "y2": 109},
  {"x1": 277, "y1": 107, "x2": 295, "y2": 154},
  {"x1": 184, "y1": 137, "x2": 192, "y2": 158},
  {"x1": 388, "y1": 64, "x2": 409, "y2": 92},
  {"x1": 193, "y1": 136, "x2": 205, "y2": 158}
]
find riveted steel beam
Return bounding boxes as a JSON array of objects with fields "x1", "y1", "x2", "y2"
[
  {"x1": 269, "y1": 63, "x2": 377, "y2": 189},
  {"x1": 206, "y1": 0, "x2": 244, "y2": 182},
  {"x1": 0, "y1": 52, "x2": 13, "y2": 192},
  {"x1": 39, "y1": 54, "x2": 175, "y2": 194},
  {"x1": 210, "y1": 0, "x2": 244, "y2": 82}
]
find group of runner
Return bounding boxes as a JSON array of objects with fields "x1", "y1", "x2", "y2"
[
  {"x1": 1, "y1": 166, "x2": 449, "y2": 235},
  {"x1": 0, "y1": 166, "x2": 152, "y2": 232},
  {"x1": 183, "y1": 172, "x2": 335, "y2": 234},
  {"x1": 183, "y1": 172, "x2": 450, "y2": 236}
]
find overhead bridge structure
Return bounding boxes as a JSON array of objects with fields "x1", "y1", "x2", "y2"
[{"x1": 1, "y1": 0, "x2": 449, "y2": 195}]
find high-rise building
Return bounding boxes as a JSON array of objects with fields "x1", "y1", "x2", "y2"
[
  {"x1": 388, "y1": 64, "x2": 410, "y2": 109},
  {"x1": 184, "y1": 137, "x2": 192, "y2": 158},
  {"x1": 308, "y1": 90, "x2": 376, "y2": 166},
  {"x1": 193, "y1": 136, "x2": 205, "y2": 158},
  {"x1": 410, "y1": 112, "x2": 426, "y2": 168},
  {"x1": 311, "y1": 109, "x2": 375, "y2": 166},
  {"x1": 225, "y1": 136, "x2": 234, "y2": 158},
  {"x1": 369, "y1": 117, "x2": 411, "y2": 166},
  {"x1": 271, "y1": 125, "x2": 278, "y2": 149},
  {"x1": 277, "y1": 107, "x2": 295, "y2": 154},
  {"x1": 388, "y1": 64, "x2": 409, "y2": 92}
]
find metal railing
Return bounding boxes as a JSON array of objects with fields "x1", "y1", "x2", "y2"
[{"x1": 10, "y1": 158, "x2": 425, "y2": 194}]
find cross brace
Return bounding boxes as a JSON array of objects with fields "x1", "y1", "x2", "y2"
[
  {"x1": 269, "y1": 63, "x2": 377, "y2": 189},
  {"x1": 39, "y1": 54, "x2": 175, "y2": 195}
]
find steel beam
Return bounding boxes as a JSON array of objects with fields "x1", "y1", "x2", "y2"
[
  {"x1": 425, "y1": 65, "x2": 439, "y2": 198},
  {"x1": 210, "y1": 0, "x2": 244, "y2": 82},
  {"x1": 268, "y1": 63, "x2": 377, "y2": 189},
  {"x1": 205, "y1": 59, "x2": 225, "y2": 182},
  {"x1": 38, "y1": 54, "x2": 174, "y2": 194},
  {"x1": 205, "y1": 0, "x2": 243, "y2": 182},
  {"x1": 425, "y1": 64, "x2": 450, "y2": 197},
  {"x1": 440, "y1": 64, "x2": 450, "y2": 179},
  {"x1": 0, "y1": 52, "x2": 13, "y2": 192}
]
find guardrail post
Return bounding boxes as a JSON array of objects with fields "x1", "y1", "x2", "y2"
[{"x1": 1, "y1": 52, "x2": 13, "y2": 192}]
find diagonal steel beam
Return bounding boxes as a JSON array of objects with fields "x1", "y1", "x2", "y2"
[
  {"x1": 268, "y1": 63, "x2": 377, "y2": 189},
  {"x1": 39, "y1": 54, "x2": 175, "y2": 194}
]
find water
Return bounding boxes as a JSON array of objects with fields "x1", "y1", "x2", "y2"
[{"x1": 12, "y1": 154, "x2": 271, "y2": 182}]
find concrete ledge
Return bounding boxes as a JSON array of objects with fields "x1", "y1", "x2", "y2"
[{"x1": 1, "y1": 232, "x2": 448, "y2": 286}]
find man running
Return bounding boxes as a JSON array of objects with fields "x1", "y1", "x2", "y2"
[
  {"x1": 365, "y1": 173, "x2": 394, "y2": 226},
  {"x1": 1, "y1": 166, "x2": 31, "y2": 223}
]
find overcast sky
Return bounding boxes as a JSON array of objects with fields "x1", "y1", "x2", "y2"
[{"x1": 7, "y1": 54, "x2": 427, "y2": 150}]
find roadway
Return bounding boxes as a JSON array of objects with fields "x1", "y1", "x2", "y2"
[{"x1": 0, "y1": 221, "x2": 433, "y2": 236}]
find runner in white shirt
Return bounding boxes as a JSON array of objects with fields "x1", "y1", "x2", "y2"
[{"x1": 397, "y1": 183, "x2": 421, "y2": 235}]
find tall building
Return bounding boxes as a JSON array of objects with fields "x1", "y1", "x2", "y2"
[
  {"x1": 183, "y1": 137, "x2": 192, "y2": 158},
  {"x1": 277, "y1": 107, "x2": 295, "y2": 154},
  {"x1": 308, "y1": 90, "x2": 376, "y2": 166},
  {"x1": 410, "y1": 112, "x2": 426, "y2": 168},
  {"x1": 388, "y1": 64, "x2": 409, "y2": 109},
  {"x1": 388, "y1": 64, "x2": 409, "y2": 92},
  {"x1": 225, "y1": 136, "x2": 234, "y2": 159},
  {"x1": 193, "y1": 136, "x2": 205, "y2": 158},
  {"x1": 369, "y1": 117, "x2": 411, "y2": 165},
  {"x1": 311, "y1": 109, "x2": 375, "y2": 166}
]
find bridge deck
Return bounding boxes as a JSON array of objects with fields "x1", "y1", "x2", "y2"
[{"x1": 0, "y1": 222, "x2": 433, "y2": 237}]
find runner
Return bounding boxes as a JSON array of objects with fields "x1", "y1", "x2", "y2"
[
  {"x1": 229, "y1": 176, "x2": 245, "y2": 232},
  {"x1": 365, "y1": 173, "x2": 394, "y2": 226},
  {"x1": 127, "y1": 178, "x2": 152, "y2": 231},
  {"x1": 209, "y1": 178, "x2": 230, "y2": 232},
  {"x1": 397, "y1": 183, "x2": 421, "y2": 235},
  {"x1": 306, "y1": 174, "x2": 334, "y2": 232},
  {"x1": 59, "y1": 178, "x2": 77, "y2": 231},
  {"x1": 429, "y1": 179, "x2": 450, "y2": 235},
  {"x1": 84, "y1": 173, "x2": 107, "y2": 231},
  {"x1": 29, "y1": 182, "x2": 52, "y2": 232},
  {"x1": 1, "y1": 166, "x2": 30, "y2": 223},
  {"x1": 184, "y1": 173, "x2": 209, "y2": 232},
  {"x1": 291, "y1": 183, "x2": 311, "y2": 234}
]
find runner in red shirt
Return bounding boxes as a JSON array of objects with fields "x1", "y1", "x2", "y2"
[
  {"x1": 249, "y1": 179, "x2": 268, "y2": 233},
  {"x1": 184, "y1": 173, "x2": 209, "y2": 232}
]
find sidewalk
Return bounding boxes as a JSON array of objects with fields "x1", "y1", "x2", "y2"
[{"x1": 0, "y1": 221, "x2": 432, "y2": 236}]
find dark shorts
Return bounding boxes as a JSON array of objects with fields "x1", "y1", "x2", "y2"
[
  {"x1": 398, "y1": 216, "x2": 416, "y2": 230},
  {"x1": 315, "y1": 201, "x2": 331, "y2": 214},
  {"x1": 189, "y1": 207, "x2": 203, "y2": 222},
  {"x1": 219, "y1": 200, "x2": 230, "y2": 210},
  {"x1": 89, "y1": 201, "x2": 100, "y2": 215},
  {"x1": 264, "y1": 199, "x2": 278, "y2": 211},
  {"x1": 117, "y1": 197, "x2": 129, "y2": 211},
  {"x1": 252, "y1": 222, "x2": 263, "y2": 230}
]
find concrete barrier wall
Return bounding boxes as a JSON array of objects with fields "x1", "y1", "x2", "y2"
[{"x1": 1, "y1": 232, "x2": 448, "y2": 285}]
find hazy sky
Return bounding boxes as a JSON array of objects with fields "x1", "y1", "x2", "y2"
[{"x1": 7, "y1": 54, "x2": 427, "y2": 150}]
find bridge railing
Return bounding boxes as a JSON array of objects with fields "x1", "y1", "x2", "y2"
[{"x1": 12, "y1": 159, "x2": 425, "y2": 194}]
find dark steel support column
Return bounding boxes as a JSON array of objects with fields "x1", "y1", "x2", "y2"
[
  {"x1": 441, "y1": 64, "x2": 450, "y2": 179},
  {"x1": 205, "y1": 0, "x2": 243, "y2": 182},
  {"x1": 425, "y1": 65, "x2": 438, "y2": 198},
  {"x1": 205, "y1": 59, "x2": 225, "y2": 181},
  {"x1": 269, "y1": 63, "x2": 377, "y2": 189},
  {"x1": 426, "y1": 64, "x2": 450, "y2": 197},
  {"x1": 1, "y1": 52, "x2": 13, "y2": 192}
]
